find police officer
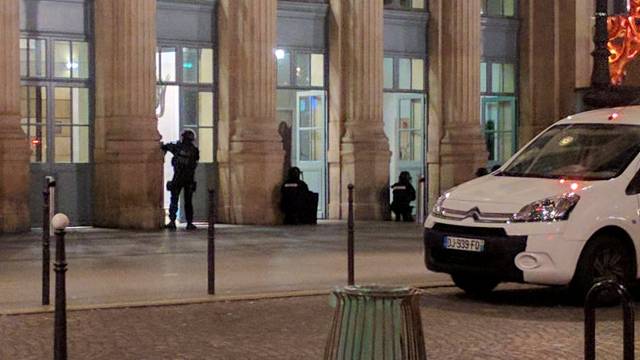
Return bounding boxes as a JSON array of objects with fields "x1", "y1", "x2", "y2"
[
  {"x1": 161, "y1": 129, "x2": 200, "y2": 230},
  {"x1": 390, "y1": 171, "x2": 416, "y2": 222},
  {"x1": 280, "y1": 167, "x2": 311, "y2": 225}
]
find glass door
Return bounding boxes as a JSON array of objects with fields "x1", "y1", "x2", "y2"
[
  {"x1": 21, "y1": 83, "x2": 92, "y2": 225},
  {"x1": 396, "y1": 96, "x2": 424, "y2": 206},
  {"x1": 294, "y1": 90, "x2": 326, "y2": 219},
  {"x1": 481, "y1": 96, "x2": 517, "y2": 167}
]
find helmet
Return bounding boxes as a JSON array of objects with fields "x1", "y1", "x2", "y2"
[
  {"x1": 181, "y1": 129, "x2": 196, "y2": 143},
  {"x1": 399, "y1": 171, "x2": 412, "y2": 183},
  {"x1": 288, "y1": 167, "x2": 302, "y2": 181}
]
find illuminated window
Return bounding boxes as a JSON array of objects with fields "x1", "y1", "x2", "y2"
[
  {"x1": 490, "y1": 63, "x2": 516, "y2": 94},
  {"x1": 156, "y1": 47, "x2": 177, "y2": 83},
  {"x1": 53, "y1": 40, "x2": 89, "y2": 79},
  {"x1": 393, "y1": 57, "x2": 425, "y2": 91},
  {"x1": 20, "y1": 36, "x2": 92, "y2": 164},
  {"x1": 385, "y1": 0, "x2": 425, "y2": 10},
  {"x1": 276, "y1": 49, "x2": 325, "y2": 89},
  {"x1": 182, "y1": 47, "x2": 213, "y2": 84},
  {"x1": 482, "y1": 0, "x2": 516, "y2": 17},
  {"x1": 276, "y1": 49, "x2": 291, "y2": 86},
  {"x1": 54, "y1": 87, "x2": 90, "y2": 163},
  {"x1": 480, "y1": 62, "x2": 487, "y2": 93},
  {"x1": 20, "y1": 86, "x2": 48, "y2": 163},
  {"x1": 156, "y1": 46, "x2": 216, "y2": 163},
  {"x1": 20, "y1": 38, "x2": 46, "y2": 78}
]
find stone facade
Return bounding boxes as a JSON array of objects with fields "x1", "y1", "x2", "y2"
[{"x1": 0, "y1": 0, "x2": 603, "y2": 230}]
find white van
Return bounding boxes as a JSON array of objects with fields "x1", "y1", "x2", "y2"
[{"x1": 424, "y1": 106, "x2": 640, "y2": 297}]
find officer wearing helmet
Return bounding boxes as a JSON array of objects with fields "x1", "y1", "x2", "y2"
[
  {"x1": 161, "y1": 129, "x2": 200, "y2": 230},
  {"x1": 390, "y1": 171, "x2": 416, "y2": 222}
]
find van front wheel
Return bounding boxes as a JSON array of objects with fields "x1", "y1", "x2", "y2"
[
  {"x1": 572, "y1": 234, "x2": 634, "y2": 303},
  {"x1": 452, "y1": 274, "x2": 499, "y2": 296}
]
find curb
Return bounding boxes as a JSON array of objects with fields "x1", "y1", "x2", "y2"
[{"x1": 0, "y1": 281, "x2": 454, "y2": 316}]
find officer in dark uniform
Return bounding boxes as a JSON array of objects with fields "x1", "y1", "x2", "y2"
[
  {"x1": 390, "y1": 171, "x2": 416, "y2": 222},
  {"x1": 280, "y1": 167, "x2": 313, "y2": 225},
  {"x1": 161, "y1": 129, "x2": 200, "y2": 230}
]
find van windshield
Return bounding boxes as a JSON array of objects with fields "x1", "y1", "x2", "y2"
[{"x1": 499, "y1": 123, "x2": 640, "y2": 180}]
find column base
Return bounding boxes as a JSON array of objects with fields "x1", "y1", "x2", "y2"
[
  {"x1": 93, "y1": 140, "x2": 163, "y2": 230},
  {"x1": 340, "y1": 140, "x2": 391, "y2": 221},
  {"x1": 0, "y1": 133, "x2": 31, "y2": 233},
  {"x1": 218, "y1": 148, "x2": 285, "y2": 225}
]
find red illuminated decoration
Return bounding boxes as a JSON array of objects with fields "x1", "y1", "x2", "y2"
[
  {"x1": 31, "y1": 138, "x2": 41, "y2": 146},
  {"x1": 608, "y1": 0, "x2": 640, "y2": 85}
]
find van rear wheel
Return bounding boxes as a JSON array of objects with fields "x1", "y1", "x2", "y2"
[
  {"x1": 452, "y1": 274, "x2": 499, "y2": 296},
  {"x1": 571, "y1": 234, "x2": 634, "y2": 305}
]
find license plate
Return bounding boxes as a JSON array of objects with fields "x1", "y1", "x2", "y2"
[{"x1": 443, "y1": 236, "x2": 485, "y2": 252}]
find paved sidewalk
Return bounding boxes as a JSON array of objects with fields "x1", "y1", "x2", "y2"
[
  {"x1": 0, "y1": 221, "x2": 449, "y2": 313},
  {"x1": 1, "y1": 285, "x2": 636, "y2": 359}
]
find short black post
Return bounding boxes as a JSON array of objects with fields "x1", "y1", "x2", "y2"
[
  {"x1": 585, "y1": 279, "x2": 635, "y2": 360},
  {"x1": 52, "y1": 214, "x2": 69, "y2": 360},
  {"x1": 42, "y1": 179, "x2": 51, "y2": 306},
  {"x1": 347, "y1": 184, "x2": 354, "y2": 286},
  {"x1": 207, "y1": 189, "x2": 216, "y2": 295}
]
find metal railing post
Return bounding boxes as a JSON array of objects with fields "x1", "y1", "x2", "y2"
[
  {"x1": 584, "y1": 279, "x2": 635, "y2": 360},
  {"x1": 42, "y1": 178, "x2": 51, "y2": 305},
  {"x1": 207, "y1": 189, "x2": 216, "y2": 295},
  {"x1": 417, "y1": 176, "x2": 426, "y2": 224},
  {"x1": 52, "y1": 213, "x2": 69, "y2": 360},
  {"x1": 347, "y1": 184, "x2": 354, "y2": 286}
]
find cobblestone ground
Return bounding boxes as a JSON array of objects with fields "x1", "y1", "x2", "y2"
[{"x1": 1, "y1": 284, "x2": 639, "y2": 359}]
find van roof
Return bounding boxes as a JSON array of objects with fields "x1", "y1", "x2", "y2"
[{"x1": 558, "y1": 106, "x2": 640, "y2": 126}]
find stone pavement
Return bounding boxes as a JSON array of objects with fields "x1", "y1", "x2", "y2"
[
  {"x1": 1, "y1": 284, "x2": 637, "y2": 359},
  {"x1": 0, "y1": 221, "x2": 449, "y2": 313}
]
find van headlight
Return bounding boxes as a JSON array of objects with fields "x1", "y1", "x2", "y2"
[
  {"x1": 510, "y1": 193, "x2": 580, "y2": 222},
  {"x1": 432, "y1": 194, "x2": 448, "y2": 217}
]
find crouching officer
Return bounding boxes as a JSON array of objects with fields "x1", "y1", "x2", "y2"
[
  {"x1": 390, "y1": 171, "x2": 416, "y2": 222},
  {"x1": 280, "y1": 167, "x2": 317, "y2": 225},
  {"x1": 161, "y1": 129, "x2": 200, "y2": 230}
]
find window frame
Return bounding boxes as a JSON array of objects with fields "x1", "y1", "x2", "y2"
[
  {"x1": 20, "y1": 34, "x2": 93, "y2": 165},
  {"x1": 383, "y1": 55, "x2": 428, "y2": 94},
  {"x1": 156, "y1": 43, "x2": 216, "y2": 163},
  {"x1": 481, "y1": 0, "x2": 518, "y2": 18},
  {"x1": 275, "y1": 47, "x2": 327, "y2": 91}
]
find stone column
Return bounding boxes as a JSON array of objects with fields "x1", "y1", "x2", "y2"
[
  {"x1": 0, "y1": 0, "x2": 31, "y2": 233},
  {"x1": 217, "y1": 0, "x2": 285, "y2": 224},
  {"x1": 519, "y1": 0, "x2": 578, "y2": 144},
  {"x1": 428, "y1": 0, "x2": 487, "y2": 194},
  {"x1": 328, "y1": 0, "x2": 390, "y2": 220},
  {"x1": 93, "y1": 0, "x2": 163, "y2": 229}
]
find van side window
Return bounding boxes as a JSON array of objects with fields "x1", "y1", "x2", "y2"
[{"x1": 626, "y1": 169, "x2": 640, "y2": 195}]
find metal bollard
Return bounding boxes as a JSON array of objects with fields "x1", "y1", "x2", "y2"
[
  {"x1": 347, "y1": 184, "x2": 354, "y2": 286},
  {"x1": 324, "y1": 286, "x2": 427, "y2": 360},
  {"x1": 52, "y1": 214, "x2": 69, "y2": 360},
  {"x1": 207, "y1": 189, "x2": 216, "y2": 295},
  {"x1": 42, "y1": 178, "x2": 52, "y2": 305},
  {"x1": 584, "y1": 279, "x2": 635, "y2": 360},
  {"x1": 416, "y1": 176, "x2": 426, "y2": 224}
]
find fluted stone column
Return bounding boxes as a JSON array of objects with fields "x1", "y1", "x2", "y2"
[
  {"x1": 217, "y1": 0, "x2": 285, "y2": 224},
  {"x1": 328, "y1": 0, "x2": 390, "y2": 220},
  {"x1": 0, "y1": 0, "x2": 31, "y2": 232},
  {"x1": 428, "y1": 0, "x2": 487, "y2": 195},
  {"x1": 93, "y1": 0, "x2": 163, "y2": 229}
]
